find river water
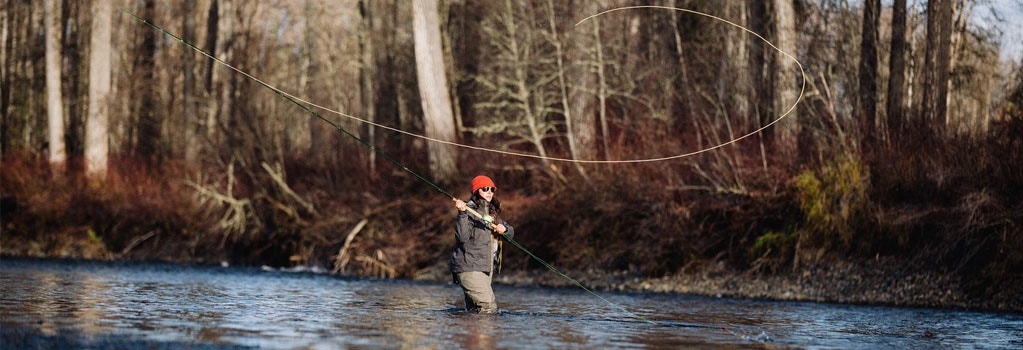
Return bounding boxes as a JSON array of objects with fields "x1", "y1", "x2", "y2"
[{"x1": 1, "y1": 258, "x2": 1020, "y2": 349}]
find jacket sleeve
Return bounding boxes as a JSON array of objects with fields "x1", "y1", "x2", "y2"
[
  {"x1": 454, "y1": 209, "x2": 474, "y2": 242},
  {"x1": 455, "y1": 201, "x2": 489, "y2": 240},
  {"x1": 499, "y1": 219, "x2": 514, "y2": 240}
]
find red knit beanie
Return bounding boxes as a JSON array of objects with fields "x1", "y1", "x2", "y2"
[{"x1": 471, "y1": 175, "x2": 496, "y2": 193}]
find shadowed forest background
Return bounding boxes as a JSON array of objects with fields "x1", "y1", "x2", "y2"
[{"x1": 2, "y1": 0, "x2": 1021, "y2": 311}]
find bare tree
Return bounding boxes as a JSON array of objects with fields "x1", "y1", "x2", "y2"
[
  {"x1": 720, "y1": 0, "x2": 750, "y2": 119},
  {"x1": 0, "y1": 3, "x2": 8, "y2": 156},
  {"x1": 358, "y1": 0, "x2": 378, "y2": 175},
  {"x1": 294, "y1": 0, "x2": 316, "y2": 158},
  {"x1": 556, "y1": 0, "x2": 599, "y2": 175},
  {"x1": 548, "y1": 0, "x2": 597, "y2": 180},
  {"x1": 61, "y1": 1, "x2": 87, "y2": 163},
  {"x1": 475, "y1": 0, "x2": 563, "y2": 182},
  {"x1": 130, "y1": 0, "x2": 160, "y2": 160},
  {"x1": 45, "y1": 0, "x2": 66, "y2": 170},
  {"x1": 772, "y1": 0, "x2": 801, "y2": 158},
  {"x1": 859, "y1": 0, "x2": 880, "y2": 151},
  {"x1": 1, "y1": 1, "x2": 48, "y2": 155},
  {"x1": 86, "y1": 0, "x2": 113, "y2": 179},
  {"x1": 921, "y1": 0, "x2": 953, "y2": 136},
  {"x1": 182, "y1": 0, "x2": 199, "y2": 162},
  {"x1": 886, "y1": 0, "x2": 908, "y2": 142},
  {"x1": 947, "y1": 0, "x2": 990, "y2": 135},
  {"x1": 203, "y1": 0, "x2": 220, "y2": 143},
  {"x1": 412, "y1": 0, "x2": 458, "y2": 184}
]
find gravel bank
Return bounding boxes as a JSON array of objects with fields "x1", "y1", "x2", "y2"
[{"x1": 490, "y1": 259, "x2": 1022, "y2": 313}]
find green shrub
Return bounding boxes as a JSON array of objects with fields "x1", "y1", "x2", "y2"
[
  {"x1": 793, "y1": 154, "x2": 872, "y2": 257},
  {"x1": 753, "y1": 229, "x2": 795, "y2": 256}
]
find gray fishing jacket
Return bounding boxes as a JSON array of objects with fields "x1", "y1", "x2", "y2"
[{"x1": 449, "y1": 200, "x2": 514, "y2": 275}]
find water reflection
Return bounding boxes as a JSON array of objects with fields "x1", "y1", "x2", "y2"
[
  {"x1": 2, "y1": 258, "x2": 1021, "y2": 349},
  {"x1": 457, "y1": 313, "x2": 499, "y2": 350}
]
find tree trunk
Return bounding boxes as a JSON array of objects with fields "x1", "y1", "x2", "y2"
[
  {"x1": 748, "y1": 0, "x2": 772, "y2": 165},
  {"x1": 772, "y1": 0, "x2": 800, "y2": 158},
  {"x1": 565, "y1": 0, "x2": 599, "y2": 164},
  {"x1": 858, "y1": 0, "x2": 880, "y2": 151},
  {"x1": 204, "y1": 0, "x2": 222, "y2": 144},
  {"x1": 132, "y1": 0, "x2": 160, "y2": 160},
  {"x1": 2, "y1": 2, "x2": 44, "y2": 155},
  {"x1": 61, "y1": 0, "x2": 86, "y2": 165},
  {"x1": 182, "y1": 0, "x2": 199, "y2": 162},
  {"x1": 86, "y1": 0, "x2": 112, "y2": 179},
  {"x1": 295, "y1": 0, "x2": 315, "y2": 158},
  {"x1": 721, "y1": 0, "x2": 750, "y2": 119},
  {"x1": 544, "y1": 0, "x2": 592, "y2": 180},
  {"x1": 359, "y1": 0, "x2": 378, "y2": 175},
  {"x1": 203, "y1": 0, "x2": 219, "y2": 94},
  {"x1": 412, "y1": 0, "x2": 458, "y2": 184},
  {"x1": 0, "y1": 4, "x2": 8, "y2": 156},
  {"x1": 921, "y1": 0, "x2": 952, "y2": 137},
  {"x1": 886, "y1": 0, "x2": 908, "y2": 142},
  {"x1": 45, "y1": 0, "x2": 66, "y2": 169},
  {"x1": 948, "y1": 0, "x2": 975, "y2": 134}
]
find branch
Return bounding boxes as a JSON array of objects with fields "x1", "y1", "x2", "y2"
[
  {"x1": 333, "y1": 218, "x2": 369, "y2": 274},
  {"x1": 261, "y1": 161, "x2": 318, "y2": 217}
]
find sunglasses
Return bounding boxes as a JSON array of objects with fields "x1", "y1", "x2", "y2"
[{"x1": 479, "y1": 187, "x2": 496, "y2": 193}]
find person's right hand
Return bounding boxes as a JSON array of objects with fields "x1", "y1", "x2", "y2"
[{"x1": 454, "y1": 199, "x2": 467, "y2": 212}]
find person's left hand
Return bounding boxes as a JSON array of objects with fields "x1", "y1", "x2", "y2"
[{"x1": 493, "y1": 223, "x2": 506, "y2": 234}]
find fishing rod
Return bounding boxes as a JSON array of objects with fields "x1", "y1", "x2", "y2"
[{"x1": 121, "y1": 9, "x2": 658, "y2": 325}]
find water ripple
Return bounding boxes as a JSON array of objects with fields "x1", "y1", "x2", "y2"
[{"x1": 2, "y1": 258, "x2": 1020, "y2": 349}]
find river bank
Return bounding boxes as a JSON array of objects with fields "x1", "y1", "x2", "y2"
[
  {"x1": 412, "y1": 256, "x2": 1022, "y2": 313},
  {"x1": 3, "y1": 211, "x2": 1020, "y2": 314}
]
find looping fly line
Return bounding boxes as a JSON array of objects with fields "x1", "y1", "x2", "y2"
[
  {"x1": 574, "y1": 6, "x2": 806, "y2": 163},
  {"x1": 142, "y1": 5, "x2": 805, "y2": 164},
  {"x1": 347, "y1": 5, "x2": 804, "y2": 163}
]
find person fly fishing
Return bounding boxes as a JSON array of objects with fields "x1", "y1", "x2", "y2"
[{"x1": 450, "y1": 175, "x2": 514, "y2": 313}]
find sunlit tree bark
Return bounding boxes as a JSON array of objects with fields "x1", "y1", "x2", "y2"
[
  {"x1": 45, "y1": 0, "x2": 66, "y2": 169},
  {"x1": 563, "y1": 0, "x2": 600, "y2": 166},
  {"x1": 358, "y1": 0, "x2": 377, "y2": 174},
  {"x1": 772, "y1": 0, "x2": 800, "y2": 157},
  {"x1": 546, "y1": 0, "x2": 628, "y2": 178},
  {"x1": 86, "y1": 0, "x2": 113, "y2": 179},
  {"x1": 412, "y1": 0, "x2": 458, "y2": 183}
]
